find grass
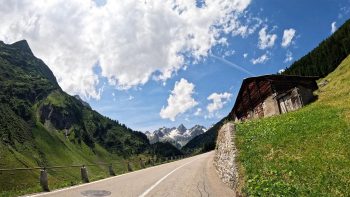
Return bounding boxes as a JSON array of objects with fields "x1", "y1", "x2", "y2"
[
  {"x1": 0, "y1": 114, "x2": 155, "y2": 197},
  {"x1": 235, "y1": 55, "x2": 350, "y2": 196}
]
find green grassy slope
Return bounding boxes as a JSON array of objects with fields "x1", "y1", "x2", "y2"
[
  {"x1": 0, "y1": 40, "x2": 181, "y2": 196},
  {"x1": 235, "y1": 55, "x2": 350, "y2": 196}
]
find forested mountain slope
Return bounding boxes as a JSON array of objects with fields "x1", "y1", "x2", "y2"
[
  {"x1": 0, "y1": 40, "x2": 179, "y2": 196},
  {"x1": 282, "y1": 19, "x2": 350, "y2": 77}
]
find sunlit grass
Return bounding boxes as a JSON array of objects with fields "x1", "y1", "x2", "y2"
[{"x1": 235, "y1": 56, "x2": 350, "y2": 196}]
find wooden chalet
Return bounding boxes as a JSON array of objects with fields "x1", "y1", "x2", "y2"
[{"x1": 229, "y1": 75, "x2": 319, "y2": 121}]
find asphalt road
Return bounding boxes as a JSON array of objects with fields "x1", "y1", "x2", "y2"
[{"x1": 26, "y1": 151, "x2": 235, "y2": 197}]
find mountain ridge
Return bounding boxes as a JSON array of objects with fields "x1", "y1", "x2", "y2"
[
  {"x1": 0, "y1": 40, "x2": 181, "y2": 195},
  {"x1": 146, "y1": 124, "x2": 207, "y2": 148}
]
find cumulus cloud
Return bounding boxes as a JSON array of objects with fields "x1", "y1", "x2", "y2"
[
  {"x1": 251, "y1": 52, "x2": 270, "y2": 64},
  {"x1": 160, "y1": 78, "x2": 198, "y2": 121},
  {"x1": 227, "y1": 16, "x2": 263, "y2": 38},
  {"x1": 258, "y1": 26, "x2": 277, "y2": 49},
  {"x1": 207, "y1": 92, "x2": 232, "y2": 114},
  {"x1": 331, "y1": 22, "x2": 337, "y2": 33},
  {"x1": 284, "y1": 50, "x2": 293, "y2": 63},
  {"x1": 243, "y1": 53, "x2": 248, "y2": 58},
  {"x1": 0, "y1": 0, "x2": 252, "y2": 99},
  {"x1": 281, "y1": 28, "x2": 296, "y2": 48}
]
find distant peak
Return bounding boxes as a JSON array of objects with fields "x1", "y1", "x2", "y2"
[
  {"x1": 11, "y1": 40, "x2": 33, "y2": 55},
  {"x1": 177, "y1": 124, "x2": 187, "y2": 133}
]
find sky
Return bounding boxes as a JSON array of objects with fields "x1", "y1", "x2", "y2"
[{"x1": 0, "y1": 0, "x2": 349, "y2": 132}]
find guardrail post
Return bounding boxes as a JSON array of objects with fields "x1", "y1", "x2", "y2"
[
  {"x1": 81, "y1": 165, "x2": 89, "y2": 183},
  {"x1": 108, "y1": 164, "x2": 116, "y2": 176},
  {"x1": 127, "y1": 161, "x2": 133, "y2": 172},
  {"x1": 40, "y1": 168, "x2": 49, "y2": 192}
]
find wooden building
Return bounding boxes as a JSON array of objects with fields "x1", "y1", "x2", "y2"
[{"x1": 229, "y1": 75, "x2": 319, "y2": 121}]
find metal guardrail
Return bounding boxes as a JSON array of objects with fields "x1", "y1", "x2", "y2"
[
  {"x1": 0, "y1": 155, "x2": 187, "y2": 192},
  {"x1": 0, "y1": 163, "x2": 109, "y2": 171}
]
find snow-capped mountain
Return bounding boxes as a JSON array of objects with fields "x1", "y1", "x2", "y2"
[{"x1": 145, "y1": 124, "x2": 207, "y2": 148}]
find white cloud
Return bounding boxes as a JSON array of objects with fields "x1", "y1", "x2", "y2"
[
  {"x1": 128, "y1": 95, "x2": 134, "y2": 101},
  {"x1": 0, "y1": 0, "x2": 252, "y2": 100},
  {"x1": 243, "y1": 53, "x2": 248, "y2": 58},
  {"x1": 223, "y1": 50, "x2": 236, "y2": 58},
  {"x1": 160, "y1": 78, "x2": 198, "y2": 121},
  {"x1": 258, "y1": 26, "x2": 277, "y2": 49},
  {"x1": 281, "y1": 28, "x2": 296, "y2": 48},
  {"x1": 194, "y1": 108, "x2": 202, "y2": 116},
  {"x1": 207, "y1": 92, "x2": 232, "y2": 114},
  {"x1": 284, "y1": 50, "x2": 293, "y2": 63},
  {"x1": 251, "y1": 52, "x2": 270, "y2": 64},
  {"x1": 226, "y1": 16, "x2": 263, "y2": 38},
  {"x1": 278, "y1": 69, "x2": 285, "y2": 74},
  {"x1": 331, "y1": 22, "x2": 337, "y2": 33}
]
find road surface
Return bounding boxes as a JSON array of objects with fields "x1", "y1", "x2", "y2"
[{"x1": 26, "y1": 151, "x2": 235, "y2": 197}]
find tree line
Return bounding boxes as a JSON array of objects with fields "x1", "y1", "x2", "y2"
[{"x1": 282, "y1": 19, "x2": 350, "y2": 77}]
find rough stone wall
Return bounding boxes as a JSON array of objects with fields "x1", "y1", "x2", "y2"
[{"x1": 214, "y1": 122, "x2": 238, "y2": 189}]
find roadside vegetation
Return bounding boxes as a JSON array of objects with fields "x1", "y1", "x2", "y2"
[{"x1": 235, "y1": 55, "x2": 350, "y2": 196}]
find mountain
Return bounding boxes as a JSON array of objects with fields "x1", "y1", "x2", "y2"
[
  {"x1": 0, "y1": 40, "x2": 179, "y2": 195},
  {"x1": 0, "y1": 40, "x2": 150, "y2": 156},
  {"x1": 182, "y1": 118, "x2": 227, "y2": 154},
  {"x1": 150, "y1": 142, "x2": 184, "y2": 157},
  {"x1": 74, "y1": 95, "x2": 91, "y2": 109},
  {"x1": 146, "y1": 124, "x2": 207, "y2": 148}
]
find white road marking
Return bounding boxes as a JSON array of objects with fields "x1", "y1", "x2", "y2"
[{"x1": 138, "y1": 156, "x2": 203, "y2": 197}]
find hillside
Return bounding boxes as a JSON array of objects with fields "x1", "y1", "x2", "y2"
[
  {"x1": 0, "y1": 40, "x2": 178, "y2": 196},
  {"x1": 235, "y1": 55, "x2": 350, "y2": 196},
  {"x1": 282, "y1": 19, "x2": 350, "y2": 77},
  {"x1": 182, "y1": 118, "x2": 227, "y2": 154}
]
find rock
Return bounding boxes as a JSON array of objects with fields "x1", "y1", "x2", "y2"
[{"x1": 214, "y1": 122, "x2": 238, "y2": 189}]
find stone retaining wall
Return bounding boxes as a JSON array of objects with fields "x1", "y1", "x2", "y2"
[{"x1": 214, "y1": 122, "x2": 238, "y2": 189}]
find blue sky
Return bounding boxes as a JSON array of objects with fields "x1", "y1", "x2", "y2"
[
  {"x1": 1, "y1": 0, "x2": 349, "y2": 132},
  {"x1": 88, "y1": 0, "x2": 350, "y2": 132},
  {"x1": 89, "y1": 0, "x2": 350, "y2": 132}
]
